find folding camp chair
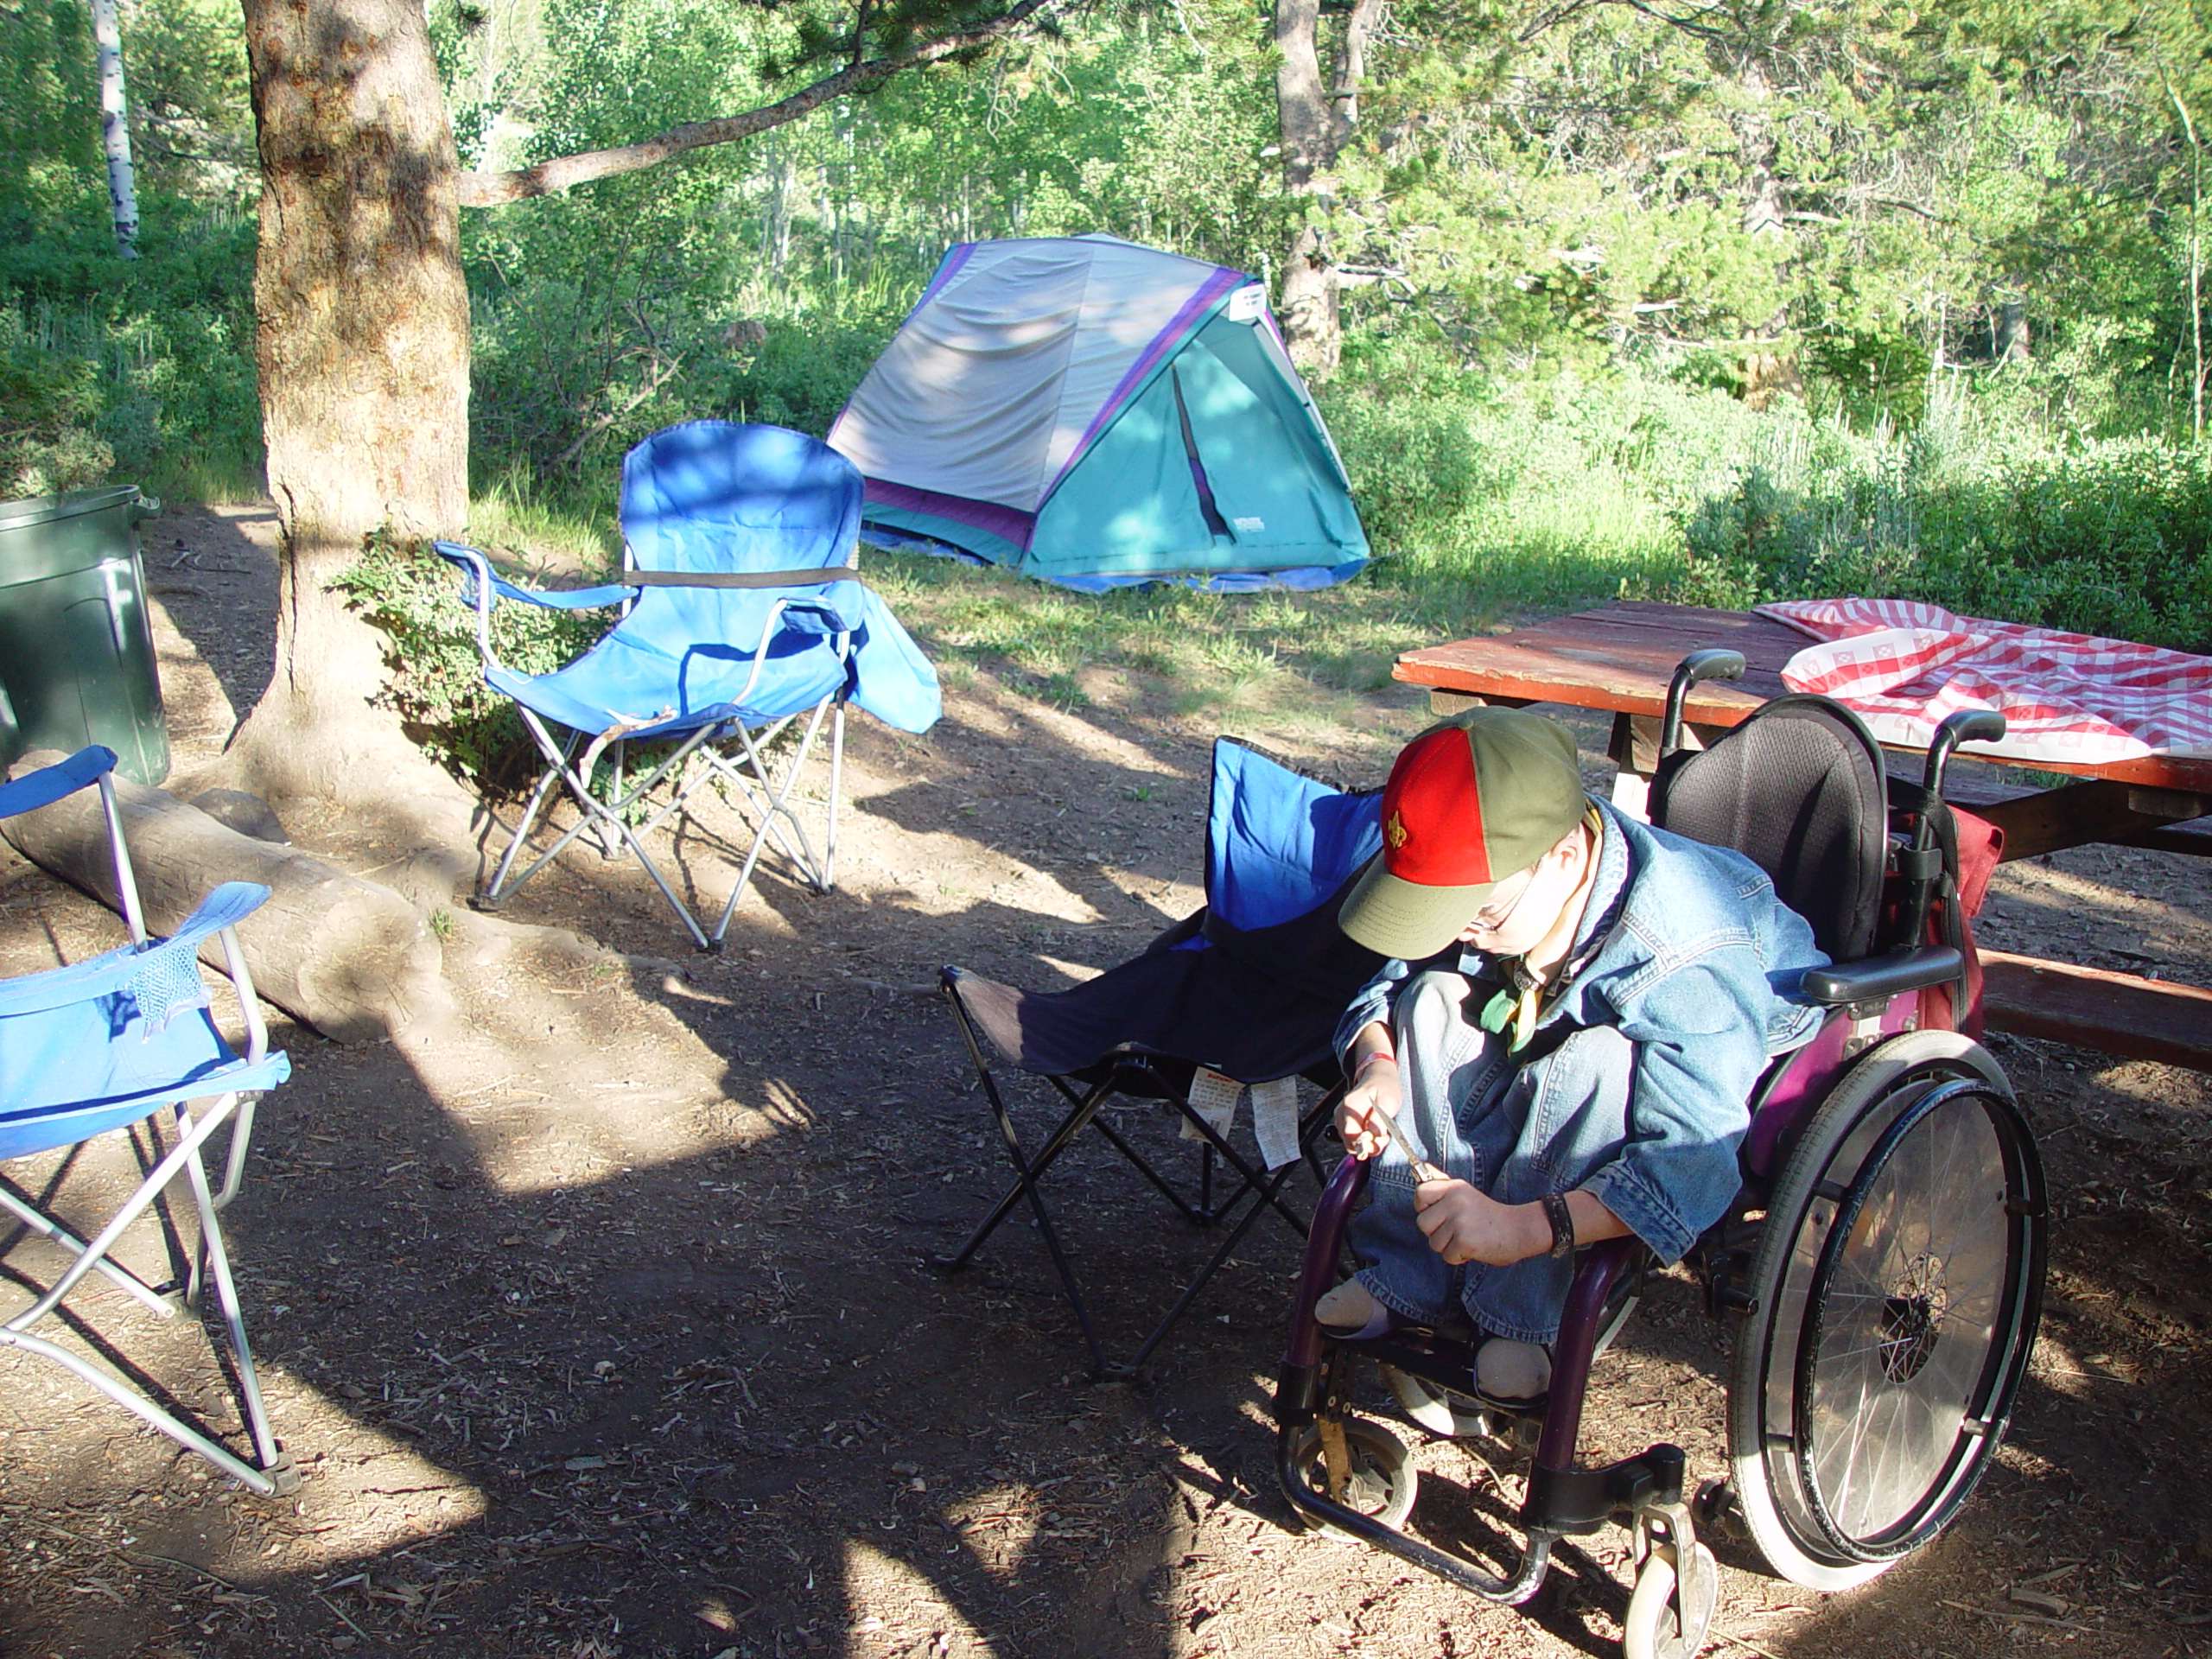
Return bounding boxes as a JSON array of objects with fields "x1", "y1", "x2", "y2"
[
  {"x1": 439, "y1": 421, "x2": 940, "y2": 951},
  {"x1": 937, "y1": 740, "x2": 1385, "y2": 1377},
  {"x1": 0, "y1": 747, "x2": 295, "y2": 1494}
]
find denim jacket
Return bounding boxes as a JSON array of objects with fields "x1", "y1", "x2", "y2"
[{"x1": 1335, "y1": 798, "x2": 1828, "y2": 1270}]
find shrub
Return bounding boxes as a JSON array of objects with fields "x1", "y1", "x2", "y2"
[{"x1": 333, "y1": 533, "x2": 611, "y2": 787}]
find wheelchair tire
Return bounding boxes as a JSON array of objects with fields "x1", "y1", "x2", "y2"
[
  {"x1": 1285, "y1": 1419, "x2": 1417, "y2": 1540},
  {"x1": 1728, "y1": 1030, "x2": 2044, "y2": 1590},
  {"x1": 1622, "y1": 1541, "x2": 1719, "y2": 1659}
]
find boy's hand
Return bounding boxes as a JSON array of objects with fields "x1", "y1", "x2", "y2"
[
  {"x1": 1414, "y1": 1179, "x2": 1546, "y2": 1267},
  {"x1": 1335, "y1": 1056, "x2": 1402, "y2": 1160}
]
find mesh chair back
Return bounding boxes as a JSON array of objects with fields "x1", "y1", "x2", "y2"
[{"x1": 1649, "y1": 695, "x2": 1887, "y2": 962}]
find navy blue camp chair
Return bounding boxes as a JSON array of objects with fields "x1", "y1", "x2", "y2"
[
  {"x1": 938, "y1": 739, "x2": 1385, "y2": 1376},
  {"x1": 0, "y1": 747, "x2": 296, "y2": 1494},
  {"x1": 439, "y1": 421, "x2": 940, "y2": 950}
]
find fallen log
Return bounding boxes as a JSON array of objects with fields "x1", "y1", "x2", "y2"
[{"x1": 3, "y1": 751, "x2": 448, "y2": 1043}]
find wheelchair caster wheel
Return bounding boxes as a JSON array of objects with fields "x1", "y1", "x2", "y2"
[
  {"x1": 1623, "y1": 1540, "x2": 1717, "y2": 1659},
  {"x1": 1287, "y1": 1420, "x2": 1415, "y2": 1540},
  {"x1": 1694, "y1": 1477, "x2": 1746, "y2": 1543}
]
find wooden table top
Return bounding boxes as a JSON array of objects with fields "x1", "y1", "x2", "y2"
[{"x1": 1395, "y1": 601, "x2": 2212, "y2": 794}]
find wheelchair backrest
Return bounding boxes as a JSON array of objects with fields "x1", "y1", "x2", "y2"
[{"x1": 1648, "y1": 694, "x2": 1888, "y2": 963}]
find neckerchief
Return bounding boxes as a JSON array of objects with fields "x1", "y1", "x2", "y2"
[{"x1": 1476, "y1": 806, "x2": 1610, "y2": 1052}]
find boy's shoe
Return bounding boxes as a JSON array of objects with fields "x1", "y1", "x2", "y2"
[
  {"x1": 1314, "y1": 1279, "x2": 1395, "y2": 1340},
  {"x1": 1475, "y1": 1337, "x2": 1552, "y2": 1402}
]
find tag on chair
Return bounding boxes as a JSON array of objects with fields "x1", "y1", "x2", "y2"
[
  {"x1": 1250, "y1": 1077, "x2": 1302, "y2": 1171},
  {"x1": 1181, "y1": 1067, "x2": 1243, "y2": 1144}
]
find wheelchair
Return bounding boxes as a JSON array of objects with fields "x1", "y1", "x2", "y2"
[{"x1": 1274, "y1": 652, "x2": 2048, "y2": 1658}]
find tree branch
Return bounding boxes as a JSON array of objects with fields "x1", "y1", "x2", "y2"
[{"x1": 459, "y1": 0, "x2": 1058, "y2": 207}]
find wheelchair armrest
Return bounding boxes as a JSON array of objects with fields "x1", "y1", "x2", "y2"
[{"x1": 1800, "y1": 945, "x2": 1963, "y2": 1007}]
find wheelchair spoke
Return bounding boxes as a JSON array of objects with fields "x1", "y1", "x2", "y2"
[{"x1": 1803, "y1": 1088, "x2": 2016, "y2": 1545}]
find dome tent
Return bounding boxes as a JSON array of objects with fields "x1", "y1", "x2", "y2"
[{"x1": 827, "y1": 235, "x2": 1370, "y2": 592}]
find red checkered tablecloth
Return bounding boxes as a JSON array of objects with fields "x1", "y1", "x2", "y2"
[{"x1": 1756, "y1": 598, "x2": 2212, "y2": 766}]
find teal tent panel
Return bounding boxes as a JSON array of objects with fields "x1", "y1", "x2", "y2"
[
  {"x1": 1026, "y1": 370, "x2": 1225, "y2": 579},
  {"x1": 1176, "y1": 321, "x2": 1368, "y2": 563},
  {"x1": 1028, "y1": 319, "x2": 1368, "y2": 579}
]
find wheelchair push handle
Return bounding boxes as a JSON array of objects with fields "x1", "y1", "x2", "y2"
[
  {"x1": 1919, "y1": 708, "x2": 2006, "y2": 803},
  {"x1": 1898, "y1": 708, "x2": 2007, "y2": 961},
  {"x1": 1660, "y1": 650, "x2": 1746, "y2": 758}
]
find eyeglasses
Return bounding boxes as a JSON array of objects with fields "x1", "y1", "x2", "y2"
[{"x1": 1465, "y1": 866, "x2": 1539, "y2": 935}]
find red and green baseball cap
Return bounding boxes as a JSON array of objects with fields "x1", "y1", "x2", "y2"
[{"x1": 1338, "y1": 708, "x2": 1587, "y2": 959}]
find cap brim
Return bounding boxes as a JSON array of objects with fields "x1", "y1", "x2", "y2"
[{"x1": 1338, "y1": 853, "x2": 1497, "y2": 961}]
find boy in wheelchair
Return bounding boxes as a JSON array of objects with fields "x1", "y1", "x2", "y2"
[{"x1": 1317, "y1": 707, "x2": 1828, "y2": 1402}]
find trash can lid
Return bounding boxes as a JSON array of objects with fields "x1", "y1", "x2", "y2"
[{"x1": 0, "y1": 486, "x2": 143, "y2": 534}]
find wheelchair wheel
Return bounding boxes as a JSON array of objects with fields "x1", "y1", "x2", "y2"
[
  {"x1": 1728, "y1": 1030, "x2": 2044, "y2": 1590},
  {"x1": 1286, "y1": 1419, "x2": 1416, "y2": 1539},
  {"x1": 1623, "y1": 1541, "x2": 1718, "y2": 1659}
]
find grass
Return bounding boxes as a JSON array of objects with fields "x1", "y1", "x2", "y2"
[{"x1": 328, "y1": 347, "x2": 2212, "y2": 783}]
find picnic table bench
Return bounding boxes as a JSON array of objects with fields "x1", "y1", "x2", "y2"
[{"x1": 1395, "y1": 601, "x2": 2212, "y2": 1073}]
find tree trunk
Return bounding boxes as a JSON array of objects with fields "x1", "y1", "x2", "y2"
[
  {"x1": 1274, "y1": 0, "x2": 1339, "y2": 378},
  {"x1": 235, "y1": 0, "x2": 472, "y2": 808},
  {"x1": 92, "y1": 0, "x2": 139, "y2": 256},
  {"x1": 2, "y1": 755, "x2": 450, "y2": 1043}
]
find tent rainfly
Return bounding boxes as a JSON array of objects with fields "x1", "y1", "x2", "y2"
[{"x1": 827, "y1": 236, "x2": 1370, "y2": 591}]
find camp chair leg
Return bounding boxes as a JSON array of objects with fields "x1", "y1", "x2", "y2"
[
  {"x1": 0, "y1": 1179, "x2": 179, "y2": 1319},
  {"x1": 0, "y1": 1326, "x2": 290, "y2": 1495},
  {"x1": 478, "y1": 747, "x2": 573, "y2": 911},
  {"x1": 5, "y1": 1100, "x2": 238, "y2": 1333},
  {"x1": 0, "y1": 1094, "x2": 293, "y2": 1495},
  {"x1": 598, "y1": 742, "x2": 628, "y2": 860},
  {"x1": 824, "y1": 702, "x2": 845, "y2": 891},
  {"x1": 938, "y1": 1003, "x2": 1111, "y2": 1375},
  {"x1": 179, "y1": 1125, "x2": 283, "y2": 1471},
  {"x1": 709, "y1": 694, "x2": 842, "y2": 944},
  {"x1": 1114, "y1": 1157, "x2": 1304, "y2": 1378},
  {"x1": 481, "y1": 715, "x2": 728, "y2": 949}
]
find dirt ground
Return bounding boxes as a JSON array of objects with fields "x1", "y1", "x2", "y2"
[{"x1": 0, "y1": 504, "x2": 2207, "y2": 1659}]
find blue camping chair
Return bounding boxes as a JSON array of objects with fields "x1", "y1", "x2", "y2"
[
  {"x1": 439, "y1": 422, "x2": 941, "y2": 950},
  {"x1": 938, "y1": 740, "x2": 1385, "y2": 1376},
  {"x1": 0, "y1": 747, "x2": 296, "y2": 1494}
]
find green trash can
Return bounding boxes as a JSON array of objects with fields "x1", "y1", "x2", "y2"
[{"x1": 0, "y1": 486, "x2": 169, "y2": 785}]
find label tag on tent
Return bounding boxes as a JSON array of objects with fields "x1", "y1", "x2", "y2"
[
  {"x1": 1251, "y1": 1077, "x2": 1302, "y2": 1170},
  {"x1": 1227, "y1": 284, "x2": 1268, "y2": 323},
  {"x1": 1182, "y1": 1067, "x2": 1243, "y2": 1144}
]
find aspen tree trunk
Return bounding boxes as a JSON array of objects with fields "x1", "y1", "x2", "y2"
[
  {"x1": 1273, "y1": 0, "x2": 1377, "y2": 378},
  {"x1": 92, "y1": 0, "x2": 139, "y2": 256}
]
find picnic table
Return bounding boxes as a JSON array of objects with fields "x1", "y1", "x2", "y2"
[{"x1": 1395, "y1": 601, "x2": 2212, "y2": 1072}]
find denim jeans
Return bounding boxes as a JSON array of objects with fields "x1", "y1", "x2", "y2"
[
  {"x1": 1338, "y1": 800, "x2": 1828, "y2": 1345},
  {"x1": 1351, "y1": 969, "x2": 1642, "y2": 1344}
]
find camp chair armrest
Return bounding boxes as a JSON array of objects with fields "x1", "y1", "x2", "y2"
[
  {"x1": 0, "y1": 882, "x2": 273, "y2": 1020},
  {"x1": 0, "y1": 746, "x2": 118, "y2": 821},
  {"x1": 434, "y1": 541, "x2": 634, "y2": 673}
]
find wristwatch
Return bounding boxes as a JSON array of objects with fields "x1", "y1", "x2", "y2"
[{"x1": 1543, "y1": 1191, "x2": 1576, "y2": 1259}]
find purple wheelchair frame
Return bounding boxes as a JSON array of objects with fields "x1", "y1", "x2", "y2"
[
  {"x1": 1272, "y1": 990, "x2": 1912, "y2": 1600},
  {"x1": 1273, "y1": 665, "x2": 2024, "y2": 1618}
]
